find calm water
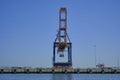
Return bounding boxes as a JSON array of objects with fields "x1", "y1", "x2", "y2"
[{"x1": 0, "y1": 74, "x2": 120, "y2": 80}]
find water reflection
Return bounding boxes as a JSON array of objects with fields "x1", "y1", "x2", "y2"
[{"x1": 52, "y1": 74, "x2": 72, "y2": 80}]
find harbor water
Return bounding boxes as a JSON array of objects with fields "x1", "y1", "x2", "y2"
[{"x1": 0, "y1": 74, "x2": 120, "y2": 80}]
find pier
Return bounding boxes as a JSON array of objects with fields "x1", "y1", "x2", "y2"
[{"x1": 0, "y1": 67, "x2": 120, "y2": 74}]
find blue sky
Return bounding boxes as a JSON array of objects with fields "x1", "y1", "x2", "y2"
[{"x1": 0, "y1": 0, "x2": 120, "y2": 68}]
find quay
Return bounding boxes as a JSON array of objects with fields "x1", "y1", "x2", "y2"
[{"x1": 0, "y1": 67, "x2": 120, "y2": 74}]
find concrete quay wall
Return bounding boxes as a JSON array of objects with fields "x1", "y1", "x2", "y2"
[{"x1": 0, "y1": 68, "x2": 120, "y2": 74}]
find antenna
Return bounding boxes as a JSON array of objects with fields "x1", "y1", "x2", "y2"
[
  {"x1": 94, "y1": 45, "x2": 97, "y2": 67},
  {"x1": 117, "y1": 55, "x2": 119, "y2": 68}
]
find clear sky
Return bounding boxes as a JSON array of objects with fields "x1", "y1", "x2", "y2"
[{"x1": 0, "y1": 0, "x2": 120, "y2": 68}]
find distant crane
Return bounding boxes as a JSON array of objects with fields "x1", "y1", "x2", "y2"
[{"x1": 53, "y1": 8, "x2": 72, "y2": 69}]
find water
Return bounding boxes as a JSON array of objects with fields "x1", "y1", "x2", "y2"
[{"x1": 0, "y1": 74, "x2": 120, "y2": 80}]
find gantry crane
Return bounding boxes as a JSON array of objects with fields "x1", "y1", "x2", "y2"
[{"x1": 53, "y1": 8, "x2": 72, "y2": 69}]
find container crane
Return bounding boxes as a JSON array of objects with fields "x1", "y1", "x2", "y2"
[{"x1": 53, "y1": 8, "x2": 72, "y2": 69}]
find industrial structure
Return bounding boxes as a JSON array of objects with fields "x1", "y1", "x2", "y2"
[{"x1": 53, "y1": 8, "x2": 72, "y2": 69}]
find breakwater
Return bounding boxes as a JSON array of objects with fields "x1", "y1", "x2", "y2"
[{"x1": 0, "y1": 67, "x2": 120, "y2": 74}]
